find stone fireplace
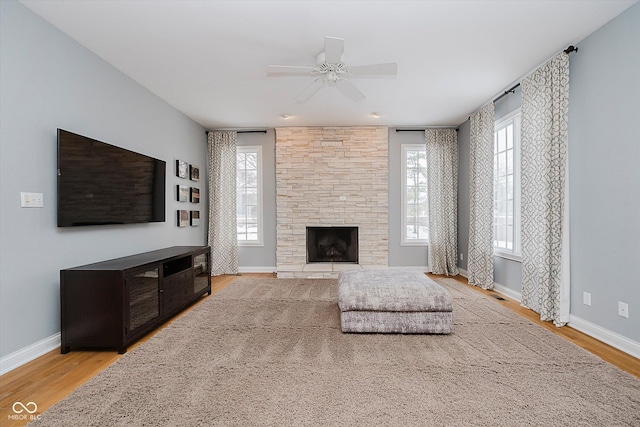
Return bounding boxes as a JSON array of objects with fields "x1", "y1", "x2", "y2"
[
  {"x1": 307, "y1": 226, "x2": 358, "y2": 263},
  {"x1": 276, "y1": 126, "x2": 388, "y2": 278}
]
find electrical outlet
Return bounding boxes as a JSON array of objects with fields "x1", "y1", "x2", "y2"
[
  {"x1": 459, "y1": 253, "x2": 464, "y2": 261},
  {"x1": 618, "y1": 302, "x2": 629, "y2": 318},
  {"x1": 583, "y1": 292, "x2": 591, "y2": 306},
  {"x1": 20, "y1": 192, "x2": 44, "y2": 208}
]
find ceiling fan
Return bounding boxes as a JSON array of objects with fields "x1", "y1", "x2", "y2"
[{"x1": 267, "y1": 36, "x2": 397, "y2": 103}]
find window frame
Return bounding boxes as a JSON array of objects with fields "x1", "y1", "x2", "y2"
[
  {"x1": 236, "y1": 145, "x2": 264, "y2": 247},
  {"x1": 401, "y1": 143, "x2": 429, "y2": 246},
  {"x1": 493, "y1": 109, "x2": 522, "y2": 262}
]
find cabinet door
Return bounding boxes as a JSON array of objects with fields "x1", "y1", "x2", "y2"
[
  {"x1": 193, "y1": 252, "x2": 210, "y2": 294},
  {"x1": 162, "y1": 269, "x2": 191, "y2": 314},
  {"x1": 127, "y1": 267, "x2": 160, "y2": 334}
]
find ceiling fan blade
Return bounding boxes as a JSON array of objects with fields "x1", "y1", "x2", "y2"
[
  {"x1": 295, "y1": 78, "x2": 325, "y2": 103},
  {"x1": 267, "y1": 65, "x2": 316, "y2": 76},
  {"x1": 336, "y1": 79, "x2": 365, "y2": 102},
  {"x1": 324, "y1": 36, "x2": 344, "y2": 63},
  {"x1": 348, "y1": 63, "x2": 398, "y2": 77}
]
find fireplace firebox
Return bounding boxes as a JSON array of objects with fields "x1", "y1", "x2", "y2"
[{"x1": 306, "y1": 227, "x2": 358, "y2": 263}]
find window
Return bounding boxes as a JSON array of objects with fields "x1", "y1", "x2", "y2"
[
  {"x1": 493, "y1": 110, "x2": 521, "y2": 259},
  {"x1": 237, "y1": 146, "x2": 263, "y2": 245},
  {"x1": 401, "y1": 144, "x2": 429, "y2": 245}
]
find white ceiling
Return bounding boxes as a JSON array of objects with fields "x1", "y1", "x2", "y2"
[{"x1": 21, "y1": 0, "x2": 636, "y2": 129}]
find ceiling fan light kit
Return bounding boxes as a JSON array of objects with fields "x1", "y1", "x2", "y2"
[{"x1": 268, "y1": 36, "x2": 397, "y2": 103}]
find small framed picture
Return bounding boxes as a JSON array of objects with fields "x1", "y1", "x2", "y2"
[
  {"x1": 190, "y1": 187, "x2": 200, "y2": 203},
  {"x1": 190, "y1": 210, "x2": 200, "y2": 226},
  {"x1": 176, "y1": 160, "x2": 189, "y2": 179},
  {"x1": 190, "y1": 165, "x2": 200, "y2": 182},
  {"x1": 177, "y1": 185, "x2": 189, "y2": 202},
  {"x1": 177, "y1": 210, "x2": 189, "y2": 227}
]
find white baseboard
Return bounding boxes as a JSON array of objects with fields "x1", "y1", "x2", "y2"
[
  {"x1": 568, "y1": 315, "x2": 640, "y2": 360},
  {"x1": 238, "y1": 266, "x2": 277, "y2": 273},
  {"x1": 493, "y1": 282, "x2": 522, "y2": 302},
  {"x1": 0, "y1": 333, "x2": 60, "y2": 376},
  {"x1": 458, "y1": 268, "x2": 468, "y2": 278}
]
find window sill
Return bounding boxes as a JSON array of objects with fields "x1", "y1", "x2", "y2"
[
  {"x1": 238, "y1": 242, "x2": 264, "y2": 247},
  {"x1": 493, "y1": 251, "x2": 522, "y2": 262},
  {"x1": 401, "y1": 241, "x2": 429, "y2": 247}
]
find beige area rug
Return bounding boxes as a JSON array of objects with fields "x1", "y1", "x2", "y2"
[{"x1": 31, "y1": 278, "x2": 640, "y2": 426}]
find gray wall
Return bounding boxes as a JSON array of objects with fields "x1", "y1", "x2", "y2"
[
  {"x1": 456, "y1": 121, "x2": 470, "y2": 272},
  {"x1": 567, "y1": 2, "x2": 639, "y2": 341},
  {"x1": 456, "y1": 3, "x2": 639, "y2": 341},
  {"x1": 0, "y1": 1, "x2": 207, "y2": 358},
  {"x1": 237, "y1": 130, "x2": 277, "y2": 270},
  {"x1": 388, "y1": 129, "x2": 429, "y2": 268}
]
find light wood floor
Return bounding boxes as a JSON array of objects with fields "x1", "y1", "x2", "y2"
[{"x1": 1, "y1": 273, "x2": 638, "y2": 426}]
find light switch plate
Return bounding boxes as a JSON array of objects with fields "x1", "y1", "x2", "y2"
[{"x1": 20, "y1": 192, "x2": 44, "y2": 208}]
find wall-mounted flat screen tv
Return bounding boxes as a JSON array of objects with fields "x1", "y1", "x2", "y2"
[{"x1": 57, "y1": 129, "x2": 166, "y2": 227}]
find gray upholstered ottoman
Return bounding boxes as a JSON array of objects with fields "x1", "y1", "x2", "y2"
[{"x1": 338, "y1": 269, "x2": 453, "y2": 334}]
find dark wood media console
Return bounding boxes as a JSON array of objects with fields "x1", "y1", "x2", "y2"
[{"x1": 60, "y1": 246, "x2": 211, "y2": 354}]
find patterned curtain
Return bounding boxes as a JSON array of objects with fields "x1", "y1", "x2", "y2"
[
  {"x1": 207, "y1": 131, "x2": 239, "y2": 275},
  {"x1": 425, "y1": 129, "x2": 459, "y2": 276},
  {"x1": 520, "y1": 52, "x2": 570, "y2": 326},
  {"x1": 468, "y1": 102, "x2": 495, "y2": 289}
]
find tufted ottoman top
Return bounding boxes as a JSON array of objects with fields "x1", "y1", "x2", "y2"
[{"x1": 338, "y1": 269, "x2": 453, "y2": 312}]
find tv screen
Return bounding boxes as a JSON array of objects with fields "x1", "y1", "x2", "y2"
[{"x1": 57, "y1": 129, "x2": 166, "y2": 227}]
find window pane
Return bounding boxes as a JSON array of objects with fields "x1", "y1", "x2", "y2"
[
  {"x1": 245, "y1": 153, "x2": 257, "y2": 168},
  {"x1": 506, "y1": 149, "x2": 513, "y2": 174},
  {"x1": 406, "y1": 151, "x2": 417, "y2": 167},
  {"x1": 237, "y1": 170, "x2": 245, "y2": 188},
  {"x1": 406, "y1": 169, "x2": 416, "y2": 186},
  {"x1": 506, "y1": 124, "x2": 513, "y2": 149},
  {"x1": 497, "y1": 176, "x2": 506, "y2": 202},
  {"x1": 245, "y1": 193, "x2": 257, "y2": 206},
  {"x1": 418, "y1": 168, "x2": 427, "y2": 186},
  {"x1": 418, "y1": 188, "x2": 428, "y2": 204},
  {"x1": 498, "y1": 152, "x2": 506, "y2": 176},
  {"x1": 406, "y1": 187, "x2": 417, "y2": 204},
  {"x1": 246, "y1": 170, "x2": 257, "y2": 187},
  {"x1": 417, "y1": 151, "x2": 427, "y2": 168},
  {"x1": 498, "y1": 128, "x2": 506, "y2": 152},
  {"x1": 418, "y1": 225, "x2": 429, "y2": 240},
  {"x1": 406, "y1": 224, "x2": 416, "y2": 240}
]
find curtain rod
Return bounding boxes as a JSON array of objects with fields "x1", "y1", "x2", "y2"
[
  {"x1": 396, "y1": 127, "x2": 458, "y2": 132},
  {"x1": 493, "y1": 83, "x2": 521, "y2": 103},
  {"x1": 491, "y1": 45, "x2": 578, "y2": 105},
  {"x1": 206, "y1": 130, "x2": 267, "y2": 134}
]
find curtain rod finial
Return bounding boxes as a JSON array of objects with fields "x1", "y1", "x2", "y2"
[{"x1": 564, "y1": 45, "x2": 578, "y2": 54}]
